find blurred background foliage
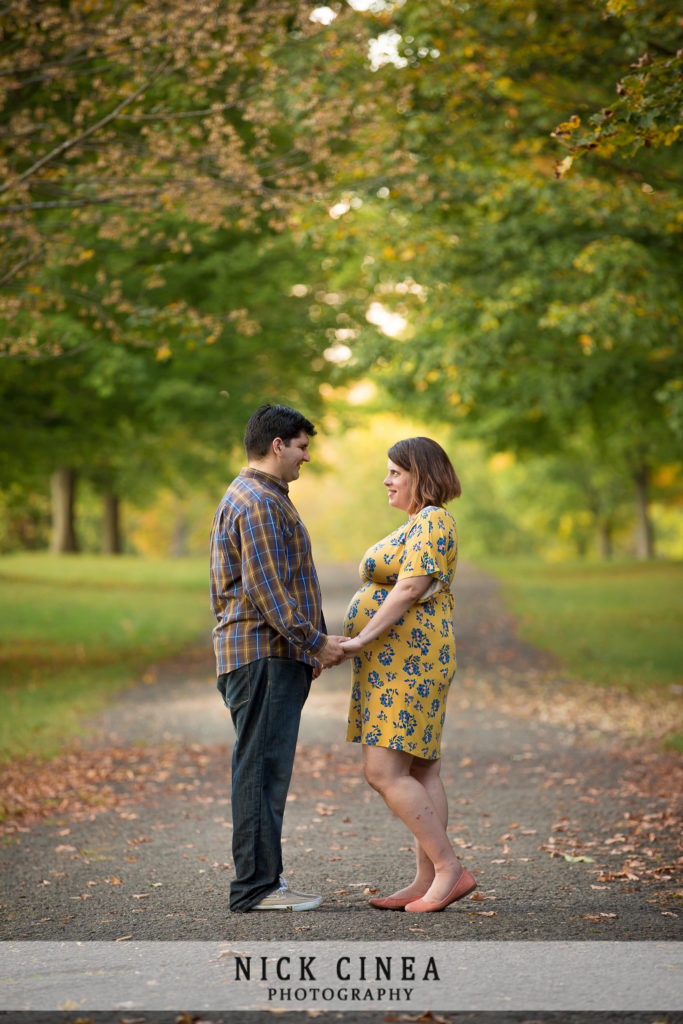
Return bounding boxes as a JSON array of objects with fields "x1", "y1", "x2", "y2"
[
  {"x1": 1, "y1": 0, "x2": 681, "y2": 562},
  {"x1": 1, "y1": 0, "x2": 682, "y2": 759}
]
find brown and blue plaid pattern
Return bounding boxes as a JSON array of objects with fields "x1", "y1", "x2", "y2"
[{"x1": 210, "y1": 468, "x2": 326, "y2": 674}]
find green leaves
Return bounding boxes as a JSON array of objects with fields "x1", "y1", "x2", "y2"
[{"x1": 553, "y1": 0, "x2": 682, "y2": 160}]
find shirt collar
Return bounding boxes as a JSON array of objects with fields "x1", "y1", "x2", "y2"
[{"x1": 240, "y1": 466, "x2": 289, "y2": 495}]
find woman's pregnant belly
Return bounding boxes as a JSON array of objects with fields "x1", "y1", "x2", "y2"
[{"x1": 342, "y1": 580, "x2": 392, "y2": 637}]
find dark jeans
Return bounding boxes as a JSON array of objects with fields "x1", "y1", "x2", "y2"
[{"x1": 217, "y1": 657, "x2": 312, "y2": 912}]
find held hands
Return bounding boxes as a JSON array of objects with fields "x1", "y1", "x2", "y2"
[
  {"x1": 317, "y1": 634, "x2": 347, "y2": 669},
  {"x1": 338, "y1": 636, "x2": 363, "y2": 659}
]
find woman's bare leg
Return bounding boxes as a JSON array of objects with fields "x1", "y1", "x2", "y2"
[
  {"x1": 362, "y1": 745, "x2": 462, "y2": 903},
  {"x1": 408, "y1": 756, "x2": 452, "y2": 893}
]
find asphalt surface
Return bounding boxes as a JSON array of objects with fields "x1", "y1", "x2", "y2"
[{"x1": 1, "y1": 562, "x2": 681, "y2": 1024}]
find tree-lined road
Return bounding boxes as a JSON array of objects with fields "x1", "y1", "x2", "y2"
[{"x1": 1, "y1": 562, "x2": 680, "y2": 949}]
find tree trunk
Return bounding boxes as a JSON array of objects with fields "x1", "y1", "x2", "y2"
[
  {"x1": 633, "y1": 462, "x2": 655, "y2": 560},
  {"x1": 171, "y1": 516, "x2": 188, "y2": 558},
  {"x1": 102, "y1": 492, "x2": 122, "y2": 554},
  {"x1": 597, "y1": 521, "x2": 613, "y2": 560},
  {"x1": 50, "y1": 468, "x2": 79, "y2": 553}
]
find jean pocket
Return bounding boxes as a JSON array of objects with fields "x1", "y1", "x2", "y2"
[{"x1": 218, "y1": 669, "x2": 250, "y2": 710}]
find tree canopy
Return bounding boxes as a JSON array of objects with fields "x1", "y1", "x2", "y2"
[
  {"x1": 310, "y1": 0, "x2": 682, "y2": 557},
  {"x1": 1, "y1": 0, "x2": 681, "y2": 557}
]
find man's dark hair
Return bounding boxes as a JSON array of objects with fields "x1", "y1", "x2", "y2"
[{"x1": 244, "y1": 404, "x2": 316, "y2": 459}]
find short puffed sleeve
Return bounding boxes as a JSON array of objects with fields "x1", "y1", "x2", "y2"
[{"x1": 396, "y1": 506, "x2": 457, "y2": 590}]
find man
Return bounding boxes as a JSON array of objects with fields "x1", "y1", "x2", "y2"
[{"x1": 210, "y1": 404, "x2": 346, "y2": 912}]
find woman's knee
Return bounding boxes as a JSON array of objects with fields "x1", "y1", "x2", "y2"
[
  {"x1": 363, "y1": 760, "x2": 388, "y2": 793},
  {"x1": 410, "y1": 756, "x2": 441, "y2": 785},
  {"x1": 363, "y1": 747, "x2": 409, "y2": 794}
]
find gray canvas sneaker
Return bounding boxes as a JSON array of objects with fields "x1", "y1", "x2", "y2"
[{"x1": 252, "y1": 877, "x2": 323, "y2": 911}]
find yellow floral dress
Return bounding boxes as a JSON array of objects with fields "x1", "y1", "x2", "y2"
[{"x1": 343, "y1": 506, "x2": 458, "y2": 760}]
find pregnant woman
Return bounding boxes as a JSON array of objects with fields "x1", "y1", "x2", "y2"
[{"x1": 340, "y1": 436, "x2": 476, "y2": 912}]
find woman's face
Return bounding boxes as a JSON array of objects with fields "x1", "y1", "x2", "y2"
[{"x1": 384, "y1": 458, "x2": 413, "y2": 514}]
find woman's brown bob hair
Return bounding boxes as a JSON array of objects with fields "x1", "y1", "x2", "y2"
[{"x1": 387, "y1": 437, "x2": 461, "y2": 515}]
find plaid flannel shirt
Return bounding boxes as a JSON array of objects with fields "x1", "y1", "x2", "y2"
[{"x1": 209, "y1": 467, "x2": 327, "y2": 675}]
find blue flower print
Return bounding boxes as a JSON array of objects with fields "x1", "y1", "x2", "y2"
[
  {"x1": 363, "y1": 707, "x2": 371, "y2": 723},
  {"x1": 397, "y1": 710, "x2": 417, "y2": 734},
  {"x1": 345, "y1": 507, "x2": 458, "y2": 759},
  {"x1": 378, "y1": 646, "x2": 394, "y2": 666},
  {"x1": 410, "y1": 627, "x2": 430, "y2": 655}
]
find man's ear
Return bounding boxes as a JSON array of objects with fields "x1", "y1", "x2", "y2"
[{"x1": 272, "y1": 436, "x2": 284, "y2": 456}]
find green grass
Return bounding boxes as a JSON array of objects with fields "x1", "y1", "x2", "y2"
[
  {"x1": 479, "y1": 558, "x2": 683, "y2": 695},
  {"x1": 0, "y1": 553, "x2": 213, "y2": 761}
]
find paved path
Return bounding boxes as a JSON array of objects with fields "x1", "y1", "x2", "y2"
[{"x1": 1, "y1": 562, "x2": 681, "y2": 1023}]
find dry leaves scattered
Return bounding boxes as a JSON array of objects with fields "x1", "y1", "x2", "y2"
[
  {"x1": 0, "y1": 743, "x2": 222, "y2": 833},
  {"x1": 534, "y1": 753, "x2": 683, "y2": 889},
  {"x1": 464, "y1": 671, "x2": 682, "y2": 745}
]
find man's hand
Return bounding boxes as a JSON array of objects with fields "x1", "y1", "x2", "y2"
[
  {"x1": 317, "y1": 635, "x2": 347, "y2": 668},
  {"x1": 339, "y1": 636, "x2": 363, "y2": 659}
]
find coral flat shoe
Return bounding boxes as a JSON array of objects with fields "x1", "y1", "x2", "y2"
[
  {"x1": 369, "y1": 892, "x2": 427, "y2": 910},
  {"x1": 404, "y1": 870, "x2": 477, "y2": 913}
]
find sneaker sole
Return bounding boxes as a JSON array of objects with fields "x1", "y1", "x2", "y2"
[{"x1": 252, "y1": 897, "x2": 323, "y2": 912}]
